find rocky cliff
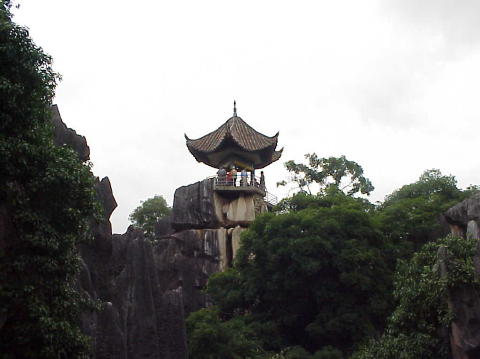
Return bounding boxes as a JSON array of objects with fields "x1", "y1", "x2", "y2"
[
  {"x1": 444, "y1": 194, "x2": 480, "y2": 359},
  {"x1": 52, "y1": 106, "x2": 208, "y2": 359}
]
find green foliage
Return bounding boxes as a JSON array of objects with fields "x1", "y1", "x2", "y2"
[
  {"x1": 0, "y1": 3, "x2": 98, "y2": 357},
  {"x1": 129, "y1": 195, "x2": 171, "y2": 237},
  {"x1": 352, "y1": 235, "x2": 480, "y2": 359},
  {"x1": 188, "y1": 191, "x2": 392, "y2": 358},
  {"x1": 375, "y1": 169, "x2": 471, "y2": 253},
  {"x1": 278, "y1": 154, "x2": 374, "y2": 196},
  {"x1": 186, "y1": 307, "x2": 263, "y2": 359}
]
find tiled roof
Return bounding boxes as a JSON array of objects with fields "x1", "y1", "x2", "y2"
[{"x1": 185, "y1": 116, "x2": 278, "y2": 153}]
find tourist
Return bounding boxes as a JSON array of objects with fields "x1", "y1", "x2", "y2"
[
  {"x1": 260, "y1": 171, "x2": 265, "y2": 189},
  {"x1": 217, "y1": 167, "x2": 226, "y2": 185},
  {"x1": 241, "y1": 169, "x2": 248, "y2": 186},
  {"x1": 226, "y1": 170, "x2": 233, "y2": 186},
  {"x1": 231, "y1": 167, "x2": 237, "y2": 186}
]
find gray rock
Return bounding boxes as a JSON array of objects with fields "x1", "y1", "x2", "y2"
[
  {"x1": 96, "y1": 177, "x2": 117, "y2": 221},
  {"x1": 51, "y1": 105, "x2": 90, "y2": 162},
  {"x1": 153, "y1": 229, "x2": 221, "y2": 315},
  {"x1": 79, "y1": 227, "x2": 190, "y2": 359},
  {"x1": 171, "y1": 179, "x2": 220, "y2": 230},
  {"x1": 155, "y1": 216, "x2": 175, "y2": 237},
  {"x1": 445, "y1": 193, "x2": 480, "y2": 236},
  {"x1": 467, "y1": 220, "x2": 480, "y2": 240}
]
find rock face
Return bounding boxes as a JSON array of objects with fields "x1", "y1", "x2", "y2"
[
  {"x1": 171, "y1": 179, "x2": 220, "y2": 230},
  {"x1": 51, "y1": 105, "x2": 90, "y2": 161},
  {"x1": 444, "y1": 194, "x2": 480, "y2": 359},
  {"x1": 50, "y1": 106, "x2": 192, "y2": 358},
  {"x1": 168, "y1": 179, "x2": 265, "y2": 269},
  {"x1": 445, "y1": 193, "x2": 480, "y2": 240},
  {"x1": 79, "y1": 226, "x2": 189, "y2": 359}
]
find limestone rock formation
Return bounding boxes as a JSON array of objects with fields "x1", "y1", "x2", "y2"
[
  {"x1": 444, "y1": 194, "x2": 480, "y2": 359},
  {"x1": 445, "y1": 193, "x2": 480, "y2": 239},
  {"x1": 51, "y1": 104, "x2": 90, "y2": 161},
  {"x1": 80, "y1": 226, "x2": 189, "y2": 359},
  {"x1": 171, "y1": 179, "x2": 220, "y2": 230},
  {"x1": 51, "y1": 106, "x2": 191, "y2": 359}
]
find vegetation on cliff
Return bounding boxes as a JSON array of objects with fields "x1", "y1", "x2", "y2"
[
  {"x1": 187, "y1": 165, "x2": 478, "y2": 358},
  {"x1": 352, "y1": 235, "x2": 480, "y2": 359},
  {"x1": 0, "y1": 2, "x2": 98, "y2": 357},
  {"x1": 188, "y1": 189, "x2": 392, "y2": 358}
]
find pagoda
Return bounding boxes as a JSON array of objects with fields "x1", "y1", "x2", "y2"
[
  {"x1": 185, "y1": 102, "x2": 283, "y2": 172},
  {"x1": 178, "y1": 102, "x2": 283, "y2": 268}
]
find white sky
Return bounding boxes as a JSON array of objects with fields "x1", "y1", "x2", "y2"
[{"x1": 12, "y1": 0, "x2": 480, "y2": 234}]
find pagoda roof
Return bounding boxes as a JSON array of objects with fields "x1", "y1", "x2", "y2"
[
  {"x1": 185, "y1": 112, "x2": 283, "y2": 169},
  {"x1": 185, "y1": 116, "x2": 279, "y2": 153}
]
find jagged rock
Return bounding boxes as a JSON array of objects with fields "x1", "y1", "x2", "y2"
[
  {"x1": 49, "y1": 107, "x2": 189, "y2": 358},
  {"x1": 154, "y1": 229, "x2": 222, "y2": 314},
  {"x1": 51, "y1": 105, "x2": 90, "y2": 161},
  {"x1": 96, "y1": 177, "x2": 117, "y2": 220},
  {"x1": 79, "y1": 227, "x2": 189, "y2": 359},
  {"x1": 171, "y1": 179, "x2": 220, "y2": 230},
  {"x1": 445, "y1": 193, "x2": 480, "y2": 237}
]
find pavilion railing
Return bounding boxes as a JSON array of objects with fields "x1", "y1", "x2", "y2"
[{"x1": 208, "y1": 175, "x2": 278, "y2": 206}]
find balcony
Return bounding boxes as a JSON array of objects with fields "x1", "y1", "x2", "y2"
[{"x1": 210, "y1": 175, "x2": 278, "y2": 206}]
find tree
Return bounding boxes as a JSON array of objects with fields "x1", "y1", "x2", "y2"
[
  {"x1": 352, "y1": 235, "x2": 479, "y2": 359},
  {"x1": 129, "y1": 195, "x2": 171, "y2": 236},
  {"x1": 187, "y1": 191, "x2": 392, "y2": 358},
  {"x1": 0, "y1": 3, "x2": 98, "y2": 357},
  {"x1": 375, "y1": 169, "x2": 474, "y2": 254},
  {"x1": 186, "y1": 307, "x2": 263, "y2": 359},
  {"x1": 278, "y1": 154, "x2": 374, "y2": 196}
]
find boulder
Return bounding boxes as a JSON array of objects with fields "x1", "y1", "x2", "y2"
[
  {"x1": 445, "y1": 193, "x2": 480, "y2": 236},
  {"x1": 171, "y1": 179, "x2": 220, "y2": 230}
]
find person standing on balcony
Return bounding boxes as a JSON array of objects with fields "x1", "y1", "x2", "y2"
[
  {"x1": 241, "y1": 169, "x2": 247, "y2": 186},
  {"x1": 217, "y1": 167, "x2": 226, "y2": 185},
  {"x1": 226, "y1": 169, "x2": 233, "y2": 186},
  {"x1": 231, "y1": 167, "x2": 238, "y2": 186},
  {"x1": 260, "y1": 171, "x2": 265, "y2": 189}
]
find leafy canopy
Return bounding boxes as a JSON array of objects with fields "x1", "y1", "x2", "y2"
[
  {"x1": 0, "y1": 3, "x2": 99, "y2": 357},
  {"x1": 278, "y1": 154, "x2": 374, "y2": 196},
  {"x1": 352, "y1": 235, "x2": 480, "y2": 359},
  {"x1": 375, "y1": 169, "x2": 476, "y2": 253},
  {"x1": 188, "y1": 191, "x2": 392, "y2": 358},
  {"x1": 129, "y1": 195, "x2": 171, "y2": 236}
]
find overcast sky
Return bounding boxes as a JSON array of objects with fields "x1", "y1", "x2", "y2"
[{"x1": 13, "y1": 0, "x2": 480, "y2": 233}]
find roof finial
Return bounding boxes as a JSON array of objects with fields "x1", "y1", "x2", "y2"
[{"x1": 233, "y1": 100, "x2": 237, "y2": 117}]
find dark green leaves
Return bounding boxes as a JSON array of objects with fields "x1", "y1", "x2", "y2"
[{"x1": 0, "y1": 4, "x2": 98, "y2": 357}]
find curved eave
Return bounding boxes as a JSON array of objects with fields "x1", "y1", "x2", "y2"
[
  {"x1": 254, "y1": 148, "x2": 283, "y2": 169},
  {"x1": 185, "y1": 116, "x2": 280, "y2": 153}
]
